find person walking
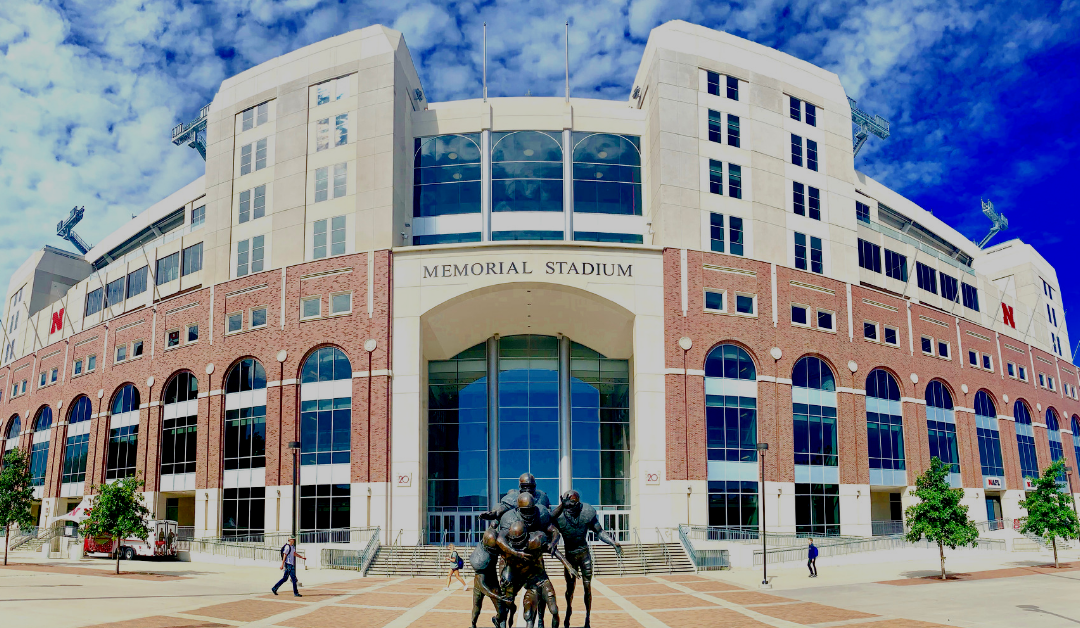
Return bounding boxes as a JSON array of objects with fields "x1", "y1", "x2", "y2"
[
  {"x1": 807, "y1": 539, "x2": 818, "y2": 578},
  {"x1": 273, "y1": 536, "x2": 305, "y2": 597},
  {"x1": 445, "y1": 543, "x2": 469, "y2": 591}
]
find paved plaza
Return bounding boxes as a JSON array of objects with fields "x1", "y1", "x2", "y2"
[{"x1": 1, "y1": 550, "x2": 1078, "y2": 628}]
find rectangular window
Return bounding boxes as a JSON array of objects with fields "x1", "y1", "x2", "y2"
[
  {"x1": 132, "y1": 341, "x2": 143, "y2": 358},
  {"x1": 240, "y1": 143, "x2": 252, "y2": 175},
  {"x1": 301, "y1": 297, "x2": 321, "y2": 319},
  {"x1": 126, "y1": 266, "x2": 147, "y2": 299},
  {"x1": 62, "y1": 433, "x2": 89, "y2": 484},
  {"x1": 817, "y1": 310, "x2": 834, "y2": 331},
  {"x1": 1047, "y1": 304, "x2": 1057, "y2": 327},
  {"x1": 222, "y1": 487, "x2": 266, "y2": 540},
  {"x1": 115, "y1": 344, "x2": 127, "y2": 363},
  {"x1": 182, "y1": 242, "x2": 203, "y2": 276},
  {"x1": 704, "y1": 289, "x2": 725, "y2": 312},
  {"x1": 331, "y1": 215, "x2": 346, "y2": 256},
  {"x1": 87, "y1": 355, "x2": 96, "y2": 371},
  {"x1": 1007, "y1": 362, "x2": 1016, "y2": 377},
  {"x1": 982, "y1": 355, "x2": 992, "y2": 370},
  {"x1": 85, "y1": 287, "x2": 103, "y2": 317},
  {"x1": 736, "y1": 294, "x2": 755, "y2": 315},
  {"x1": 314, "y1": 219, "x2": 328, "y2": 259},
  {"x1": 789, "y1": 96, "x2": 802, "y2": 121},
  {"x1": 793, "y1": 182, "x2": 805, "y2": 216},
  {"x1": 708, "y1": 110, "x2": 723, "y2": 143},
  {"x1": 709, "y1": 213, "x2": 724, "y2": 253},
  {"x1": 255, "y1": 138, "x2": 267, "y2": 171},
  {"x1": 251, "y1": 236, "x2": 264, "y2": 273},
  {"x1": 316, "y1": 117, "x2": 330, "y2": 151},
  {"x1": 805, "y1": 102, "x2": 817, "y2": 127},
  {"x1": 167, "y1": 329, "x2": 180, "y2": 347},
  {"x1": 728, "y1": 164, "x2": 742, "y2": 199},
  {"x1": 961, "y1": 283, "x2": 978, "y2": 310},
  {"x1": 864, "y1": 322, "x2": 878, "y2": 341},
  {"x1": 1018, "y1": 365, "x2": 1027, "y2": 381},
  {"x1": 709, "y1": 160, "x2": 723, "y2": 195},
  {"x1": 242, "y1": 107, "x2": 253, "y2": 132},
  {"x1": 315, "y1": 167, "x2": 328, "y2": 203},
  {"x1": 806, "y1": 139, "x2": 818, "y2": 171},
  {"x1": 50, "y1": 367, "x2": 58, "y2": 382},
  {"x1": 795, "y1": 484, "x2": 839, "y2": 537},
  {"x1": 729, "y1": 217, "x2": 744, "y2": 256},
  {"x1": 940, "y1": 273, "x2": 959, "y2": 303},
  {"x1": 331, "y1": 292, "x2": 352, "y2": 315},
  {"x1": 792, "y1": 304, "x2": 808, "y2": 326},
  {"x1": 187, "y1": 324, "x2": 199, "y2": 343},
  {"x1": 161, "y1": 415, "x2": 198, "y2": 476},
  {"x1": 795, "y1": 232, "x2": 807, "y2": 270},
  {"x1": 858, "y1": 239, "x2": 882, "y2": 273},
  {"x1": 808, "y1": 186, "x2": 820, "y2": 220},
  {"x1": 727, "y1": 76, "x2": 739, "y2": 100},
  {"x1": 239, "y1": 189, "x2": 251, "y2": 223},
  {"x1": 706, "y1": 71, "x2": 719, "y2": 96},
  {"x1": 938, "y1": 341, "x2": 950, "y2": 359},
  {"x1": 39, "y1": 372, "x2": 46, "y2": 387},
  {"x1": 74, "y1": 359, "x2": 83, "y2": 376},
  {"x1": 969, "y1": 350, "x2": 978, "y2": 367},
  {"x1": 251, "y1": 307, "x2": 268, "y2": 329},
  {"x1": 921, "y1": 336, "x2": 933, "y2": 355},
  {"x1": 156, "y1": 252, "x2": 180, "y2": 285},
  {"x1": 236, "y1": 239, "x2": 249, "y2": 277},
  {"x1": 727, "y1": 114, "x2": 740, "y2": 147},
  {"x1": 883, "y1": 326, "x2": 898, "y2": 346},
  {"x1": 791, "y1": 134, "x2": 803, "y2": 166},
  {"x1": 253, "y1": 185, "x2": 265, "y2": 220},
  {"x1": 856, "y1": 201, "x2": 870, "y2": 223},
  {"x1": 105, "y1": 277, "x2": 125, "y2": 308},
  {"x1": 810, "y1": 236, "x2": 823, "y2": 274},
  {"x1": 227, "y1": 312, "x2": 243, "y2": 334},
  {"x1": 191, "y1": 205, "x2": 205, "y2": 227},
  {"x1": 885, "y1": 249, "x2": 908, "y2": 282},
  {"x1": 916, "y1": 262, "x2": 937, "y2": 294}
]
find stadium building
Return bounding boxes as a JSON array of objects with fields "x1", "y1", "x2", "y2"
[{"x1": 2, "y1": 21, "x2": 1078, "y2": 545}]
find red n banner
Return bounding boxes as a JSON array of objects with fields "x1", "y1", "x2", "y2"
[
  {"x1": 50, "y1": 308, "x2": 64, "y2": 334},
  {"x1": 1001, "y1": 303, "x2": 1015, "y2": 329}
]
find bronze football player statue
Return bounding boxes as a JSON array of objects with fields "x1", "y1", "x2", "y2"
[
  {"x1": 469, "y1": 526, "x2": 513, "y2": 628},
  {"x1": 496, "y1": 521, "x2": 574, "y2": 628},
  {"x1": 551, "y1": 490, "x2": 622, "y2": 628},
  {"x1": 480, "y1": 472, "x2": 552, "y2": 523}
]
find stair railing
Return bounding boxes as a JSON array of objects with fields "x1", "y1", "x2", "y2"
[
  {"x1": 632, "y1": 528, "x2": 647, "y2": 574},
  {"x1": 386, "y1": 529, "x2": 403, "y2": 577},
  {"x1": 413, "y1": 528, "x2": 426, "y2": 577},
  {"x1": 656, "y1": 527, "x2": 673, "y2": 574}
]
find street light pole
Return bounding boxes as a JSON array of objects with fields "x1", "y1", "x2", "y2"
[
  {"x1": 757, "y1": 442, "x2": 769, "y2": 589},
  {"x1": 287, "y1": 441, "x2": 301, "y2": 538},
  {"x1": 1067, "y1": 467, "x2": 1079, "y2": 538}
]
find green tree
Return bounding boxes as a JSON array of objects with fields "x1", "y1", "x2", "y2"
[
  {"x1": 81, "y1": 475, "x2": 152, "y2": 574},
  {"x1": 0, "y1": 447, "x2": 36, "y2": 566},
  {"x1": 905, "y1": 457, "x2": 979, "y2": 579},
  {"x1": 1019, "y1": 458, "x2": 1080, "y2": 568}
]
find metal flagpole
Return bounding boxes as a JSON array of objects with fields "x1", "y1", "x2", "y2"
[
  {"x1": 483, "y1": 23, "x2": 488, "y2": 102},
  {"x1": 565, "y1": 20, "x2": 570, "y2": 102}
]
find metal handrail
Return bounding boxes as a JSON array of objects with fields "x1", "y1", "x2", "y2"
[
  {"x1": 386, "y1": 529, "x2": 403, "y2": 578},
  {"x1": 632, "y1": 529, "x2": 647, "y2": 574},
  {"x1": 656, "y1": 527, "x2": 673, "y2": 574},
  {"x1": 10, "y1": 526, "x2": 59, "y2": 551},
  {"x1": 677, "y1": 524, "x2": 730, "y2": 571},
  {"x1": 752, "y1": 535, "x2": 1006, "y2": 566}
]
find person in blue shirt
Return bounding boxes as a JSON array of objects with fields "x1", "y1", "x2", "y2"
[
  {"x1": 272, "y1": 537, "x2": 305, "y2": 596},
  {"x1": 807, "y1": 539, "x2": 818, "y2": 578}
]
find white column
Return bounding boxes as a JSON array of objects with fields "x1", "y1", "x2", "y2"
[
  {"x1": 558, "y1": 334, "x2": 572, "y2": 496},
  {"x1": 481, "y1": 130, "x2": 492, "y2": 242},
  {"x1": 563, "y1": 128, "x2": 573, "y2": 241}
]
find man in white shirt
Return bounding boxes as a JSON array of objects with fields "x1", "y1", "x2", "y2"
[{"x1": 272, "y1": 536, "x2": 305, "y2": 597}]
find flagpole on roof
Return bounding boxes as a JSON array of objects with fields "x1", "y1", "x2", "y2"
[
  {"x1": 483, "y1": 22, "x2": 488, "y2": 102},
  {"x1": 565, "y1": 20, "x2": 570, "y2": 102}
]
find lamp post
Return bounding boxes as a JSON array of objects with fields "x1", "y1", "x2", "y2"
[
  {"x1": 1067, "y1": 467, "x2": 1079, "y2": 538},
  {"x1": 287, "y1": 441, "x2": 301, "y2": 538},
  {"x1": 757, "y1": 442, "x2": 769, "y2": 589}
]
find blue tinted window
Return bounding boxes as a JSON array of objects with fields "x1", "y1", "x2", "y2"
[
  {"x1": 413, "y1": 134, "x2": 482, "y2": 217},
  {"x1": 572, "y1": 133, "x2": 642, "y2": 216},
  {"x1": 492, "y1": 131, "x2": 563, "y2": 212}
]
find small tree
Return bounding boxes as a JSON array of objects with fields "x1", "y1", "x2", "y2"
[
  {"x1": 905, "y1": 457, "x2": 979, "y2": 579},
  {"x1": 0, "y1": 447, "x2": 36, "y2": 566},
  {"x1": 81, "y1": 475, "x2": 152, "y2": 574},
  {"x1": 1019, "y1": 458, "x2": 1080, "y2": 568}
]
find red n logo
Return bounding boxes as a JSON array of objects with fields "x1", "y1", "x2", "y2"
[
  {"x1": 1001, "y1": 303, "x2": 1015, "y2": 329},
  {"x1": 50, "y1": 309, "x2": 64, "y2": 334}
]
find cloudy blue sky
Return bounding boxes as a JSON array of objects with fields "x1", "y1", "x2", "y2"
[{"x1": 1, "y1": 0, "x2": 1078, "y2": 353}]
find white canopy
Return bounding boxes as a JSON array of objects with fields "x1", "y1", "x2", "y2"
[{"x1": 53, "y1": 496, "x2": 93, "y2": 523}]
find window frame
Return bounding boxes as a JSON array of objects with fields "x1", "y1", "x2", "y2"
[
  {"x1": 73, "y1": 358, "x2": 84, "y2": 376},
  {"x1": 115, "y1": 344, "x2": 127, "y2": 363},
  {"x1": 863, "y1": 321, "x2": 879, "y2": 342},
  {"x1": 883, "y1": 325, "x2": 899, "y2": 347},
  {"x1": 937, "y1": 340, "x2": 951, "y2": 360},
  {"x1": 250, "y1": 306, "x2": 269, "y2": 329},
  {"x1": 87, "y1": 355, "x2": 97, "y2": 372},
  {"x1": 329, "y1": 292, "x2": 353, "y2": 316},
  {"x1": 300, "y1": 296, "x2": 322, "y2": 321},
  {"x1": 791, "y1": 303, "x2": 809, "y2": 327},
  {"x1": 132, "y1": 340, "x2": 144, "y2": 359},
  {"x1": 734, "y1": 292, "x2": 756, "y2": 317},
  {"x1": 166, "y1": 329, "x2": 181, "y2": 348},
  {"x1": 226, "y1": 312, "x2": 243, "y2": 335},
  {"x1": 815, "y1": 308, "x2": 836, "y2": 333},
  {"x1": 920, "y1": 336, "x2": 934, "y2": 356},
  {"x1": 703, "y1": 288, "x2": 726, "y2": 313},
  {"x1": 187, "y1": 324, "x2": 199, "y2": 343}
]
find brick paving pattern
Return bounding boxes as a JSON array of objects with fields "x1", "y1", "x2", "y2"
[
  {"x1": 0, "y1": 563, "x2": 186, "y2": 580},
  {"x1": 750, "y1": 601, "x2": 878, "y2": 624},
  {"x1": 650, "y1": 608, "x2": 776, "y2": 628},
  {"x1": 276, "y1": 606, "x2": 404, "y2": 628},
  {"x1": 878, "y1": 561, "x2": 1080, "y2": 586},
  {"x1": 187, "y1": 599, "x2": 304, "y2": 621},
  {"x1": 79, "y1": 617, "x2": 230, "y2": 628}
]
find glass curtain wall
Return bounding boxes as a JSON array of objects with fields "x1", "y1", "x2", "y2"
[
  {"x1": 222, "y1": 359, "x2": 267, "y2": 539},
  {"x1": 29, "y1": 407, "x2": 52, "y2": 487},
  {"x1": 926, "y1": 381, "x2": 961, "y2": 486},
  {"x1": 974, "y1": 391, "x2": 1004, "y2": 479},
  {"x1": 491, "y1": 132, "x2": 564, "y2": 213},
  {"x1": 162, "y1": 373, "x2": 199, "y2": 476},
  {"x1": 62, "y1": 397, "x2": 93, "y2": 485},
  {"x1": 866, "y1": 369, "x2": 905, "y2": 485},
  {"x1": 1014, "y1": 400, "x2": 1039, "y2": 480},
  {"x1": 106, "y1": 386, "x2": 140, "y2": 480},
  {"x1": 569, "y1": 341, "x2": 630, "y2": 517},
  {"x1": 703, "y1": 344, "x2": 758, "y2": 528},
  {"x1": 1073, "y1": 417, "x2": 1080, "y2": 482},
  {"x1": 1046, "y1": 409, "x2": 1064, "y2": 464},
  {"x1": 792, "y1": 356, "x2": 839, "y2": 537},
  {"x1": 499, "y1": 335, "x2": 560, "y2": 498},
  {"x1": 572, "y1": 133, "x2": 642, "y2": 216},
  {"x1": 298, "y1": 347, "x2": 352, "y2": 535},
  {"x1": 2, "y1": 415, "x2": 20, "y2": 470}
]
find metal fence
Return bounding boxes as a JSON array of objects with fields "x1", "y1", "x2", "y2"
[
  {"x1": 871, "y1": 520, "x2": 905, "y2": 536},
  {"x1": 677, "y1": 525, "x2": 730, "y2": 570},
  {"x1": 752, "y1": 535, "x2": 1006, "y2": 566},
  {"x1": 177, "y1": 527, "x2": 195, "y2": 541},
  {"x1": 322, "y1": 527, "x2": 382, "y2": 573},
  {"x1": 187, "y1": 539, "x2": 285, "y2": 562},
  {"x1": 680, "y1": 525, "x2": 852, "y2": 547}
]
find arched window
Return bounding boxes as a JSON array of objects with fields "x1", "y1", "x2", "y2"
[
  {"x1": 413, "y1": 134, "x2": 482, "y2": 218},
  {"x1": 866, "y1": 370, "x2": 905, "y2": 483},
  {"x1": 491, "y1": 131, "x2": 564, "y2": 213},
  {"x1": 5, "y1": 415, "x2": 20, "y2": 439},
  {"x1": 162, "y1": 373, "x2": 199, "y2": 478},
  {"x1": 1072, "y1": 416, "x2": 1080, "y2": 483},
  {"x1": 704, "y1": 344, "x2": 758, "y2": 528},
  {"x1": 29, "y1": 407, "x2": 52, "y2": 486},
  {"x1": 974, "y1": 391, "x2": 1004, "y2": 479},
  {"x1": 107, "y1": 385, "x2": 140, "y2": 480},
  {"x1": 926, "y1": 381, "x2": 960, "y2": 478},
  {"x1": 222, "y1": 359, "x2": 267, "y2": 539},
  {"x1": 572, "y1": 133, "x2": 642, "y2": 216},
  {"x1": 793, "y1": 356, "x2": 839, "y2": 536},
  {"x1": 1014, "y1": 400, "x2": 1039, "y2": 479},
  {"x1": 1046, "y1": 409, "x2": 1064, "y2": 465},
  {"x1": 62, "y1": 397, "x2": 93, "y2": 486},
  {"x1": 299, "y1": 348, "x2": 353, "y2": 489},
  {"x1": 2, "y1": 415, "x2": 20, "y2": 466}
]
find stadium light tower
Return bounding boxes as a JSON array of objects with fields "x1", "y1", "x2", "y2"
[
  {"x1": 849, "y1": 97, "x2": 890, "y2": 157},
  {"x1": 56, "y1": 206, "x2": 92, "y2": 254},
  {"x1": 171, "y1": 104, "x2": 211, "y2": 160},
  {"x1": 976, "y1": 198, "x2": 1008, "y2": 249}
]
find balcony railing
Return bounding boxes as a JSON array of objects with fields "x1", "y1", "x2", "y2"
[{"x1": 871, "y1": 520, "x2": 905, "y2": 536}]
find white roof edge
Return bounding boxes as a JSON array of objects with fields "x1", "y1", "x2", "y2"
[{"x1": 84, "y1": 176, "x2": 206, "y2": 263}]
